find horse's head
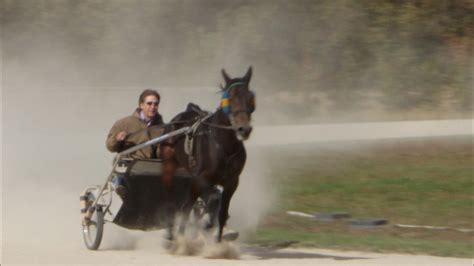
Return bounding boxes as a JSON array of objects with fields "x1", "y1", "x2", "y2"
[{"x1": 220, "y1": 67, "x2": 256, "y2": 141}]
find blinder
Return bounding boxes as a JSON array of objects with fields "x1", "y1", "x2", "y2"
[{"x1": 220, "y1": 83, "x2": 256, "y2": 115}]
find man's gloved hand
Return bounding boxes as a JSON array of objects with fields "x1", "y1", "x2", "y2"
[{"x1": 116, "y1": 131, "x2": 127, "y2": 141}]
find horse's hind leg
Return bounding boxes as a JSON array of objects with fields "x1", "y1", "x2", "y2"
[
  {"x1": 161, "y1": 145, "x2": 177, "y2": 189},
  {"x1": 161, "y1": 145, "x2": 178, "y2": 241},
  {"x1": 217, "y1": 180, "x2": 238, "y2": 242}
]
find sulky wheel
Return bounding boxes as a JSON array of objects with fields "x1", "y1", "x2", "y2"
[{"x1": 82, "y1": 204, "x2": 104, "y2": 250}]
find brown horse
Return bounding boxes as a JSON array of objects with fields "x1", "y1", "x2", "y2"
[{"x1": 160, "y1": 67, "x2": 255, "y2": 242}]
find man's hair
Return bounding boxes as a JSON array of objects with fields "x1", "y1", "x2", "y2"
[{"x1": 138, "y1": 89, "x2": 161, "y2": 105}]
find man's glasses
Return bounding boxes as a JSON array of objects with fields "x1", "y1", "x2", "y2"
[{"x1": 145, "y1": 101, "x2": 159, "y2": 106}]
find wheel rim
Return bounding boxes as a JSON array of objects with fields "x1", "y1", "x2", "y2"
[
  {"x1": 83, "y1": 220, "x2": 98, "y2": 244},
  {"x1": 82, "y1": 207, "x2": 104, "y2": 250}
]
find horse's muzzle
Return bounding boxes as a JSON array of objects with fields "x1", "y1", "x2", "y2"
[{"x1": 236, "y1": 126, "x2": 253, "y2": 140}]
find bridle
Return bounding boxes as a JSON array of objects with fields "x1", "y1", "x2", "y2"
[
  {"x1": 220, "y1": 82, "x2": 255, "y2": 117},
  {"x1": 168, "y1": 82, "x2": 255, "y2": 137},
  {"x1": 217, "y1": 81, "x2": 255, "y2": 132}
]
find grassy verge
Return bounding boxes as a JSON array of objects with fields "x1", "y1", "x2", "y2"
[
  {"x1": 251, "y1": 227, "x2": 473, "y2": 258},
  {"x1": 245, "y1": 136, "x2": 473, "y2": 258}
]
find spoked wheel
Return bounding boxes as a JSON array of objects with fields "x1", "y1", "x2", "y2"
[{"x1": 82, "y1": 206, "x2": 104, "y2": 250}]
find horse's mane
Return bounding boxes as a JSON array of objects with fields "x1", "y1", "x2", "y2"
[
  {"x1": 164, "y1": 102, "x2": 210, "y2": 133},
  {"x1": 185, "y1": 102, "x2": 209, "y2": 117}
]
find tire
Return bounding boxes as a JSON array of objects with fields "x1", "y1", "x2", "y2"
[{"x1": 82, "y1": 207, "x2": 104, "y2": 250}]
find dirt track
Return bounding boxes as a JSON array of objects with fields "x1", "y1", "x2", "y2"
[
  {"x1": 2, "y1": 121, "x2": 472, "y2": 265},
  {"x1": 3, "y1": 237, "x2": 471, "y2": 265}
]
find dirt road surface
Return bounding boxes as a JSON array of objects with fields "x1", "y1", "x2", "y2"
[
  {"x1": 3, "y1": 232, "x2": 472, "y2": 265},
  {"x1": 2, "y1": 120, "x2": 472, "y2": 265}
]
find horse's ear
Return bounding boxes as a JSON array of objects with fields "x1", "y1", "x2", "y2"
[
  {"x1": 243, "y1": 66, "x2": 253, "y2": 83},
  {"x1": 222, "y1": 69, "x2": 231, "y2": 85}
]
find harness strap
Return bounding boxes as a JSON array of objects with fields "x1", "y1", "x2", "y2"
[
  {"x1": 184, "y1": 124, "x2": 199, "y2": 157},
  {"x1": 184, "y1": 112, "x2": 214, "y2": 168}
]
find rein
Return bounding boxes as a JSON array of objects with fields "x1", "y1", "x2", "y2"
[
  {"x1": 122, "y1": 119, "x2": 199, "y2": 141},
  {"x1": 185, "y1": 105, "x2": 236, "y2": 131},
  {"x1": 202, "y1": 120, "x2": 235, "y2": 130}
]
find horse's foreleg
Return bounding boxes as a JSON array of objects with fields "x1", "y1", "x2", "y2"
[
  {"x1": 217, "y1": 181, "x2": 238, "y2": 242},
  {"x1": 205, "y1": 188, "x2": 222, "y2": 230},
  {"x1": 177, "y1": 193, "x2": 198, "y2": 236}
]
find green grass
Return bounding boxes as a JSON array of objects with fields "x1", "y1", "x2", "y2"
[
  {"x1": 245, "y1": 136, "x2": 473, "y2": 257},
  {"x1": 250, "y1": 228, "x2": 473, "y2": 258}
]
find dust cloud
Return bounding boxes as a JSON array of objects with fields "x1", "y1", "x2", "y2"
[
  {"x1": 2, "y1": 87, "x2": 274, "y2": 260},
  {"x1": 1, "y1": 1, "x2": 470, "y2": 263},
  {"x1": 1, "y1": 1, "x2": 276, "y2": 261}
]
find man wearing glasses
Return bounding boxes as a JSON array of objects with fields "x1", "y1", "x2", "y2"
[{"x1": 106, "y1": 89, "x2": 164, "y2": 197}]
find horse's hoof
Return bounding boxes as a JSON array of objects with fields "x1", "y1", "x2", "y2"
[
  {"x1": 204, "y1": 222, "x2": 214, "y2": 231},
  {"x1": 215, "y1": 229, "x2": 239, "y2": 242},
  {"x1": 222, "y1": 231, "x2": 239, "y2": 242},
  {"x1": 164, "y1": 233, "x2": 173, "y2": 242},
  {"x1": 162, "y1": 238, "x2": 173, "y2": 250},
  {"x1": 162, "y1": 230, "x2": 174, "y2": 250}
]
